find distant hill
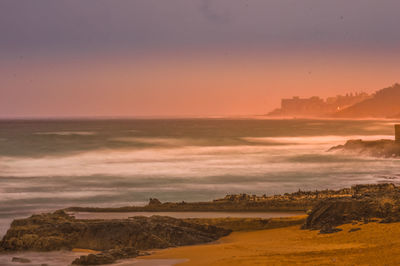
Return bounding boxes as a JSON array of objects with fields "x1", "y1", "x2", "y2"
[
  {"x1": 334, "y1": 84, "x2": 400, "y2": 118},
  {"x1": 267, "y1": 92, "x2": 370, "y2": 118}
]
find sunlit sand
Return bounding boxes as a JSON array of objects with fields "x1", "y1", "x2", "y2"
[{"x1": 142, "y1": 218, "x2": 400, "y2": 265}]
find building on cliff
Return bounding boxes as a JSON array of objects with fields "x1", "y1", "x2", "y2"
[{"x1": 268, "y1": 92, "x2": 370, "y2": 117}]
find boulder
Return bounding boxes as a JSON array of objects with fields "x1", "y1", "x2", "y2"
[
  {"x1": 319, "y1": 225, "x2": 343, "y2": 234},
  {"x1": 148, "y1": 198, "x2": 162, "y2": 205},
  {"x1": 72, "y1": 247, "x2": 138, "y2": 265},
  {"x1": 303, "y1": 183, "x2": 400, "y2": 230}
]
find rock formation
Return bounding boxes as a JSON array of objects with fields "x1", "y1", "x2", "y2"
[
  {"x1": 303, "y1": 184, "x2": 400, "y2": 232},
  {"x1": 72, "y1": 248, "x2": 138, "y2": 265},
  {"x1": 4, "y1": 183, "x2": 400, "y2": 263},
  {"x1": 66, "y1": 188, "x2": 353, "y2": 213},
  {"x1": 11, "y1": 257, "x2": 31, "y2": 263},
  {"x1": 0, "y1": 210, "x2": 231, "y2": 264},
  {"x1": 329, "y1": 139, "x2": 400, "y2": 158}
]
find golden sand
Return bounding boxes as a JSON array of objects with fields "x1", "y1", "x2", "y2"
[
  {"x1": 71, "y1": 248, "x2": 99, "y2": 254},
  {"x1": 141, "y1": 219, "x2": 400, "y2": 265}
]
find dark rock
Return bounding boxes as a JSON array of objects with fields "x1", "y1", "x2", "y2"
[
  {"x1": 138, "y1": 251, "x2": 151, "y2": 256},
  {"x1": 72, "y1": 253, "x2": 115, "y2": 265},
  {"x1": 329, "y1": 139, "x2": 400, "y2": 158},
  {"x1": 0, "y1": 211, "x2": 231, "y2": 252},
  {"x1": 303, "y1": 198, "x2": 374, "y2": 229},
  {"x1": 303, "y1": 183, "x2": 400, "y2": 230},
  {"x1": 148, "y1": 198, "x2": 162, "y2": 205},
  {"x1": 11, "y1": 257, "x2": 31, "y2": 263},
  {"x1": 348, "y1": 228, "x2": 361, "y2": 233},
  {"x1": 319, "y1": 225, "x2": 343, "y2": 234},
  {"x1": 66, "y1": 187, "x2": 354, "y2": 213},
  {"x1": 72, "y1": 247, "x2": 138, "y2": 265}
]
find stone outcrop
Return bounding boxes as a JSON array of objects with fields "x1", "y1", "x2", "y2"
[
  {"x1": 72, "y1": 248, "x2": 138, "y2": 265},
  {"x1": 11, "y1": 257, "x2": 31, "y2": 263},
  {"x1": 329, "y1": 139, "x2": 400, "y2": 158},
  {"x1": 303, "y1": 184, "x2": 400, "y2": 232},
  {"x1": 148, "y1": 198, "x2": 162, "y2": 206},
  {"x1": 184, "y1": 216, "x2": 306, "y2": 232},
  {"x1": 0, "y1": 210, "x2": 231, "y2": 264},
  {"x1": 66, "y1": 188, "x2": 353, "y2": 213}
]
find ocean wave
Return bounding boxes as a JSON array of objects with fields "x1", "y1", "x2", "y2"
[
  {"x1": 0, "y1": 190, "x2": 120, "y2": 201},
  {"x1": 35, "y1": 131, "x2": 96, "y2": 136},
  {"x1": 243, "y1": 135, "x2": 394, "y2": 145},
  {"x1": 111, "y1": 137, "x2": 187, "y2": 146},
  {"x1": 0, "y1": 140, "x2": 393, "y2": 178}
]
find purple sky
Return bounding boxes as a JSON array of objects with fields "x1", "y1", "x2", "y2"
[{"x1": 1, "y1": 0, "x2": 400, "y2": 117}]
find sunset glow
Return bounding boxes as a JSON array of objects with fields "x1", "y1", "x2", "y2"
[{"x1": 1, "y1": 0, "x2": 399, "y2": 117}]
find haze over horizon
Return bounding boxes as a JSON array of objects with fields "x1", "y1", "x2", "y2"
[{"x1": 1, "y1": 0, "x2": 400, "y2": 117}]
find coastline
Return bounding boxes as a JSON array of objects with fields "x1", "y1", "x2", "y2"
[
  {"x1": 3, "y1": 183, "x2": 400, "y2": 265},
  {"x1": 65, "y1": 187, "x2": 354, "y2": 214}
]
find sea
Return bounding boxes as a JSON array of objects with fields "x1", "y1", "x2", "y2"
[{"x1": 1, "y1": 118, "x2": 399, "y2": 237}]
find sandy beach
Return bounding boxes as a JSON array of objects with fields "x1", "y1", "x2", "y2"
[{"x1": 141, "y1": 217, "x2": 400, "y2": 265}]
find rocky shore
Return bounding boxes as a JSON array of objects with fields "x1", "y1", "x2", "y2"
[
  {"x1": 303, "y1": 183, "x2": 400, "y2": 232},
  {"x1": 66, "y1": 188, "x2": 353, "y2": 213},
  {"x1": 3, "y1": 183, "x2": 400, "y2": 264},
  {"x1": 329, "y1": 139, "x2": 400, "y2": 158},
  {"x1": 0, "y1": 211, "x2": 230, "y2": 265}
]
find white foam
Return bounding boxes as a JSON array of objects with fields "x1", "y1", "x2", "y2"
[
  {"x1": 35, "y1": 131, "x2": 96, "y2": 136},
  {"x1": 0, "y1": 136, "x2": 390, "y2": 179},
  {"x1": 0, "y1": 190, "x2": 119, "y2": 201},
  {"x1": 111, "y1": 137, "x2": 186, "y2": 146},
  {"x1": 243, "y1": 135, "x2": 393, "y2": 145}
]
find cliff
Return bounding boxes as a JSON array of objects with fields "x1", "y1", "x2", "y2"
[
  {"x1": 267, "y1": 93, "x2": 370, "y2": 117},
  {"x1": 334, "y1": 84, "x2": 400, "y2": 118},
  {"x1": 267, "y1": 83, "x2": 400, "y2": 118}
]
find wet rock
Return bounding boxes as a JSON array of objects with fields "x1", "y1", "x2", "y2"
[
  {"x1": 72, "y1": 247, "x2": 138, "y2": 265},
  {"x1": 11, "y1": 257, "x2": 31, "y2": 263},
  {"x1": 303, "y1": 184, "x2": 400, "y2": 230},
  {"x1": 72, "y1": 253, "x2": 115, "y2": 265},
  {"x1": 67, "y1": 187, "x2": 354, "y2": 213},
  {"x1": 329, "y1": 139, "x2": 400, "y2": 158},
  {"x1": 319, "y1": 225, "x2": 342, "y2": 234},
  {"x1": 0, "y1": 211, "x2": 231, "y2": 252}
]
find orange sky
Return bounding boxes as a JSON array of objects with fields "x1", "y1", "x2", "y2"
[
  {"x1": 1, "y1": 51, "x2": 399, "y2": 117},
  {"x1": 1, "y1": 1, "x2": 400, "y2": 117}
]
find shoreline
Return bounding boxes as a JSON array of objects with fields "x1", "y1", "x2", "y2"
[
  {"x1": 140, "y1": 221, "x2": 400, "y2": 265},
  {"x1": 2, "y1": 183, "x2": 400, "y2": 265},
  {"x1": 70, "y1": 211, "x2": 303, "y2": 220},
  {"x1": 65, "y1": 187, "x2": 354, "y2": 214}
]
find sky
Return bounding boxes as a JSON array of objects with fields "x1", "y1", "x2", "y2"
[{"x1": 1, "y1": 0, "x2": 400, "y2": 117}]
